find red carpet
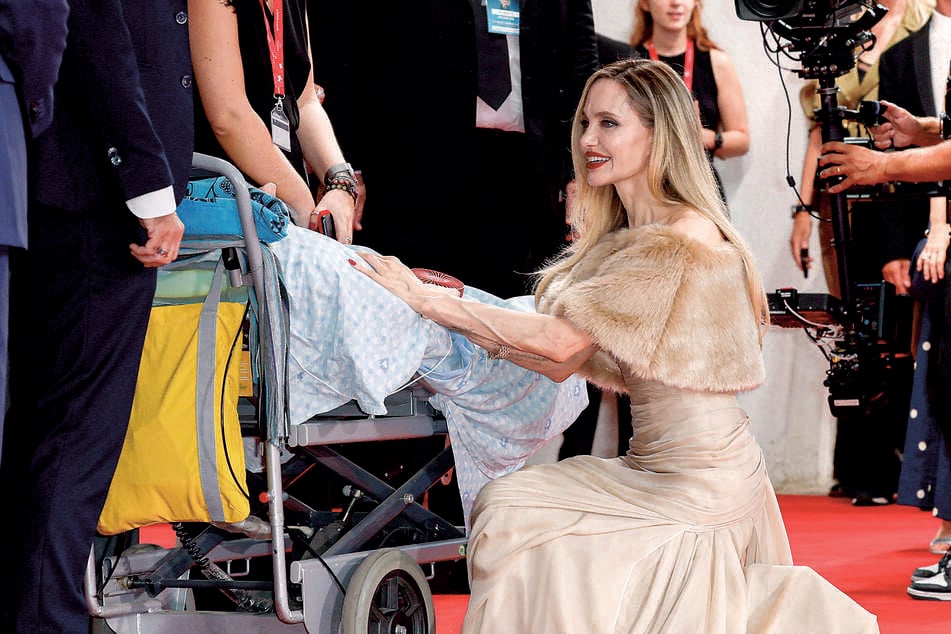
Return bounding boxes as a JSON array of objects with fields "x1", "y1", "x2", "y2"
[
  {"x1": 430, "y1": 495, "x2": 951, "y2": 634},
  {"x1": 140, "y1": 494, "x2": 949, "y2": 632}
]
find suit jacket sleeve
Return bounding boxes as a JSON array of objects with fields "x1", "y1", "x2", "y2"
[
  {"x1": 560, "y1": 0, "x2": 598, "y2": 182},
  {"x1": 57, "y1": 0, "x2": 177, "y2": 204},
  {"x1": 0, "y1": 0, "x2": 69, "y2": 137},
  {"x1": 869, "y1": 30, "x2": 931, "y2": 269},
  {"x1": 537, "y1": 225, "x2": 766, "y2": 394}
]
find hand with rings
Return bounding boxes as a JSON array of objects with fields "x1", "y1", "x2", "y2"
[{"x1": 918, "y1": 247, "x2": 947, "y2": 282}]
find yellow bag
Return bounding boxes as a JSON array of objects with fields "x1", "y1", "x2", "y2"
[{"x1": 98, "y1": 261, "x2": 250, "y2": 535}]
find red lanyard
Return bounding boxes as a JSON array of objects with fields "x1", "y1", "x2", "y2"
[
  {"x1": 647, "y1": 39, "x2": 694, "y2": 92},
  {"x1": 259, "y1": 0, "x2": 284, "y2": 99}
]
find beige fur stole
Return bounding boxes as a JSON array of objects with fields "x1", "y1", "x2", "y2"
[{"x1": 537, "y1": 224, "x2": 765, "y2": 393}]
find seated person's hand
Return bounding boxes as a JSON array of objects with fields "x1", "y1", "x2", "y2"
[{"x1": 351, "y1": 252, "x2": 433, "y2": 313}]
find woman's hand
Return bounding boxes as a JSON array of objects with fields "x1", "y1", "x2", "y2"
[
  {"x1": 789, "y1": 211, "x2": 812, "y2": 272},
  {"x1": 918, "y1": 225, "x2": 950, "y2": 283},
  {"x1": 312, "y1": 188, "x2": 355, "y2": 244}
]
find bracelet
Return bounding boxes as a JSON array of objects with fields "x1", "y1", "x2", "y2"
[
  {"x1": 713, "y1": 131, "x2": 724, "y2": 151},
  {"x1": 488, "y1": 344, "x2": 511, "y2": 360},
  {"x1": 323, "y1": 162, "x2": 359, "y2": 204},
  {"x1": 791, "y1": 204, "x2": 813, "y2": 218},
  {"x1": 924, "y1": 227, "x2": 951, "y2": 237}
]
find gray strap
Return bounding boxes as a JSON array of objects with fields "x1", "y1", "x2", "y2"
[{"x1": 196, "y1": 257, "x2": 227, "y2": 521}]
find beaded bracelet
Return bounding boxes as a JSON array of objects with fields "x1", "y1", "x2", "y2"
[
  {"x1": 324, "y1": 162, "x2": 359, "y2": 204},
  {"x1": 326, "y1": 178, "x2": 359, "y2": 204}
]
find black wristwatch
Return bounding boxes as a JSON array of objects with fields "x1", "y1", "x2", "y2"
[{"x1": 713, "y1": 131, "x2": 724, "y2": 151}]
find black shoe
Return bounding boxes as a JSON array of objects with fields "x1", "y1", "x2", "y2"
[
  {"x1": 850, "y1": 492, "x2": 894, "y2": 507},
  {"x1": 911, "y1": 550, "x2": 951, "y2": 583},
  {"x1": 908, "y1": 567, "x2": 951, "y2": 600}
]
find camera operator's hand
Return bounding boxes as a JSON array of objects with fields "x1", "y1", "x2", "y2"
[
  {"x1": 882, "y1": 259, "x2": 911, "y2": 295},
  {"x1": 871, "y1": 100, "x2": 940, "y2": 150},
  {"x1": 818, "y1": 142, "x2": 888, "y2": 194}
]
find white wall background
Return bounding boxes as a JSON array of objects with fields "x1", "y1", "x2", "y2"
[{"x1": 592, "y1": 0, "x2": 838, "y2": 493}]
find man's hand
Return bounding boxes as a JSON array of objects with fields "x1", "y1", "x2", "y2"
[
  {"x1": 881, "y1": 258, "x2": 911, "y2": 295},
  {"x1": 871, "y1": 100, "x2": 937, "y2": 150},
  {"x1": 130, "y1": 212, "x2": 185, "y2": 267},
  {"x1": 817, "y1": 141, "x2": 890, "y2": 194}
]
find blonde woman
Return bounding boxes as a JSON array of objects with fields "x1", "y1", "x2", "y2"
[{"x1": 354, "y1": 59, "x2": 878, "y2": 633}]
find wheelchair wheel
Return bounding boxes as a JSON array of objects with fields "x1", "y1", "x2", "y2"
[{"x1": 340, "y1": 549, "x2": 435, "y2": 634}]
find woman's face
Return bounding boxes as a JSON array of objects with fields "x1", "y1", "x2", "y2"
[
  {"x1": 640, "y1": 0, "x2": 695, "y2": 34},
  {"x1": 579, "y1": 79, "x2": 652, "y2": 189}
]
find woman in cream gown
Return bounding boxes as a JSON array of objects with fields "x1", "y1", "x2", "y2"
[{"x1": 354, "y1": 59, "x2": 879, "y2": 633}]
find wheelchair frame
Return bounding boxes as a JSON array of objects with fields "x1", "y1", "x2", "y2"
[{"x1": 83, "y1": 153, "x2": 467, "y2": 634}]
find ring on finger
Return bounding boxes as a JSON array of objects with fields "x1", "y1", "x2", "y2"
[{"x1": 156, "y1": 247, "x2": 167, "y2": 256}]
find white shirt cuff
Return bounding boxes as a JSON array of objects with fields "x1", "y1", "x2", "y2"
[{"x1": 126, "y1": 186, "x2": 176, "y2": 219}]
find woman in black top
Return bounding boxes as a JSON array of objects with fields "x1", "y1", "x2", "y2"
[
  {"x1": 631, "y1": 0, "x2": 750, "y2": 205},
  {"x1": 189, "y1": 0, "x2": 357, "y2": 244}
]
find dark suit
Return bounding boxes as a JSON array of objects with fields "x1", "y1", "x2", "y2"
[
  {"x1": 310, "y1": 0, "x2": 598, "y2": 299},
  {"x1": 596, "y1": 34, "x2": 634, "y2": 66},
  {"x1": 0, "y1": 0, "x2": 69, "y2": 448},
  {"x1": 0, "y1": 1, "x2": 193, "y2": 631},
  {"x1": 868, "y1": 23, "x2": 934, "y2": 275},
  {"x1": 308, "y1": 1, "x2": 595, "y2": 591}
]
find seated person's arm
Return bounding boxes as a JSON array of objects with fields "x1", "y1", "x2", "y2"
[
  {"x1": 351, "y1": 254, "x2": 599, "y2": 383},
  {"x1": 188, "y1": 0, "x2": 316, "y2": 220}
]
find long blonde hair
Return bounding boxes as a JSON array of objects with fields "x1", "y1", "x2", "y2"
[
  {"x1": 630, "y1": 0, "x2": 720, "y2": 51},
  {"x1": 535, "y1": 58, "x2": 768, "y2": 334}
]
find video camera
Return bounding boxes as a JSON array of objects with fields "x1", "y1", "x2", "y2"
[{"x1": 736, "y1": 0, "x2": 924, "y2": 418}]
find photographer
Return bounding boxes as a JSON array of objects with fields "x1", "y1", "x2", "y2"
[
  {"x1": 790, "y1": 0, "x2": 932, "y2": 293},
  {"x1": 820, "y1": 101, "x2": 949, "y2": 187},
  {"x1": 820, "y1": 3, "x2": 951, "y2": 594}
]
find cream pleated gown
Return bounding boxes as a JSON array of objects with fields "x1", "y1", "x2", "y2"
[{"x1": 460, "y1": 225, "x2": 879, "y2": 633}]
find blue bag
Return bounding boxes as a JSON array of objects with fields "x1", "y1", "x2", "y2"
[{"x1": 177, "y1": 176, "x2": 291, "y2": 243}]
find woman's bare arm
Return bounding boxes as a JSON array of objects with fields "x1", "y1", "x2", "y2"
[{"x1": 351, "y1": 253, "x2": 599, "y2": 382}]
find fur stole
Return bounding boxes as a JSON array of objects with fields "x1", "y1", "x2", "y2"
[{"x1": 537, "y1": 224, "x2": 765, "y2": 393}]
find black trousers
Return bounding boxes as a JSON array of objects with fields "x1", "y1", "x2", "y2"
[{"x1": 1, "y1": 202, "x2": 155, "y2": 633}]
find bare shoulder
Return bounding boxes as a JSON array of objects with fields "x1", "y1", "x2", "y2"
[
  {"x1": 708, "y1": 47, "x2": 737, "y2": 72},
  {"x1": 667, "y1": 210, "x2": 724, "y2": 247}
]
